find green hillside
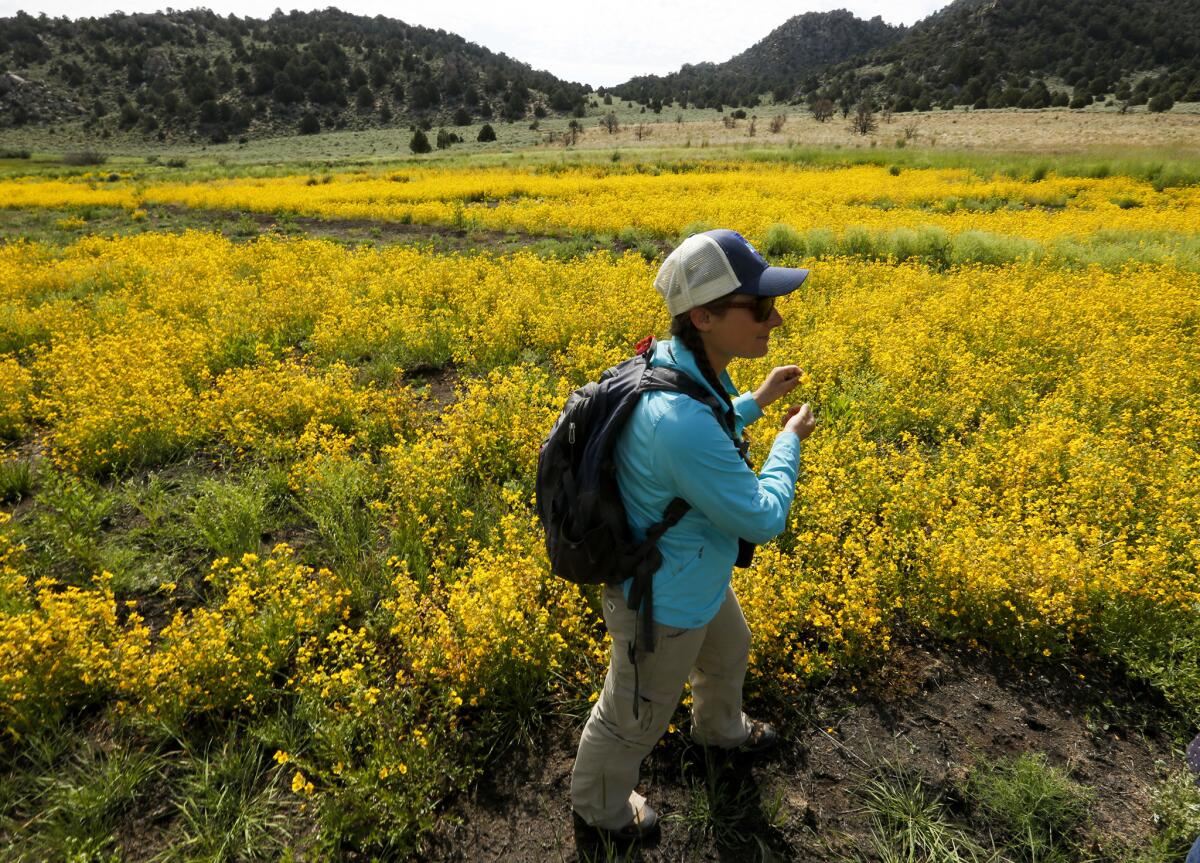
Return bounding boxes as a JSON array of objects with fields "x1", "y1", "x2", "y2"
[{"x1": 0, "y1": 8, "x2": 592, "y2": 142}]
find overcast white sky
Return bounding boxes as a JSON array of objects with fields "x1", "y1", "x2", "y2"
[{"x1": 0, "y1": 1, "x2": 948, "y2": 87}]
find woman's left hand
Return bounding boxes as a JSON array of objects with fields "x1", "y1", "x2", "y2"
[{"x1": 753, "y1": 365, "x2": 804, "y2": 409}]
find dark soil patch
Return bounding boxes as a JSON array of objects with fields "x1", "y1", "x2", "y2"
[
  {"x1": 423, "y1": 642, "x2": 1179, "y2": 862},
  {"x1": 404, "y1": 363, "x2": 462, "y2": 412},
  {"x1": 0, "y1": 204, "x2": 671, "y2": 259},
  {"x1": 157, "y1": 205, "x2": 615, "y2": 256}
]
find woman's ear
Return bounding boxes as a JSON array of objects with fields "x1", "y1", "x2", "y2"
[{"x1": 689, "y1": 306, "x2": 712, "y2": 332}]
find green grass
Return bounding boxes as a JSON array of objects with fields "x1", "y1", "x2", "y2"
[
  {"x1": 851, "y1": 762, "x2": 1001, "y2": 863},
  {"x1": 0, "y1": 456, "x2": 34, "y2": 504},
  {"x1": 0, "y1": 737, "x2": 164, "y2": 862},
  {"x1": 171, "y1": 734, "x2": 298, "y2": 862},
  {"x1": 13, "y1": 468, "x2": 117, "y2": 587},
  {"x1": 189, "y1": 473, "x2": 271, "y2": 561},
  {"x1": 966, "y1": 753, "x2": 1092, "y2": 863},
  {"x1": 1126, "y1": 768, "x2": 1200, "y2": 862},
  {"x1": 5, "y1": 106, "x2": 1198, "y2": 184}
]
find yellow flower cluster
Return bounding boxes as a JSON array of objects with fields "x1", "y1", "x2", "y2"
[
  {"x1": 5, "y1": 164, "x2": 1199, "y2": 248},
  {"x1": 0, "y1": 232, "x2": 662, "y2": 473},
  {"x1": 123, "y1": 546, "x2": 350, "y2": 722},
  {"x1": 0, "y1": 539, "x2": 349, "y2": 738},
  {"x1": 379, "y1": 491, "x2": 599, "y2": 702},
  {"x1": 0, "y1": 356, "x2": 32, "y2": 439},
  {"x1": 2, "y1": 158, "x2": 1200, "y2": 840},
  {"x1": 137, "y1": 165, "x2": 1200, "y2": 243}
]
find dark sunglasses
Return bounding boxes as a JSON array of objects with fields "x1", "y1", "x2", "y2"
[{"x1": 721, "y1": 295, "x2": 776, "y2": 322}]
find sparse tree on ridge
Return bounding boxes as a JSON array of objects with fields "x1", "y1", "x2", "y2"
[{"x1": 850, "y1": 100, "x2": 877, "y2": 135}]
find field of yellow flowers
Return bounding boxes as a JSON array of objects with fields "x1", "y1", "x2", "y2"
[{"x1": 2, "y1": 157, "x2": 1199, "y2": 857}]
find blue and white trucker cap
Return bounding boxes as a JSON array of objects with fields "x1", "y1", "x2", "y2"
[{"x1": 654, "y1": 228, "x2": 808, "y2": 317}]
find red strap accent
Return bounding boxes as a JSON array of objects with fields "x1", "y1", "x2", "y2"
[{"x1": 634, "y1": 334, "x2": 654, "y2": 355}]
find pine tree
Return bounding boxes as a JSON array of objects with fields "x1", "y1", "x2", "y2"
[{"x1": 410, "y1": 129, "x2": 432, "y2": 153}]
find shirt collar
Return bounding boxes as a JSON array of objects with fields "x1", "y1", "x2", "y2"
[{"x1": 655, "y1": 337, "x2": 738, "y2": 404}]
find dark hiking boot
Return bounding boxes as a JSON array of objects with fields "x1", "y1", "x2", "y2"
[
  {"x1": 572, "y1": 804, "x2": 660, "y2": 852},
  {"x1": 698, "y1": 718, "x2": 779, "y2": 756},
  {"x1": 738, "y1": 719, "x2": 779, "y2": 754}
]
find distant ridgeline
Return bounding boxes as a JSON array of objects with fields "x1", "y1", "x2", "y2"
[
  {"x1": 2, "y1": 1, "x2": 1198, "y2": 145},
  {"x1": 0, "y1": 8, "x2": 592, "y2": 141},
  {"x1": 614, "y1": 0, "x2": 1200, "y2": 113}
]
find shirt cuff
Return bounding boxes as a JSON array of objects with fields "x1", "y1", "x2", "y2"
[{"x1": 733, "y1": 391, "x2": 763, "y2": 426}]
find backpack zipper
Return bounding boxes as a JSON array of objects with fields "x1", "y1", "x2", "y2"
[{"x1": 569, "y1": 422, "x2": 575, "y2": 444}]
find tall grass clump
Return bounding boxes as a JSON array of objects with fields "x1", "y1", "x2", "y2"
[
  {"x1": 2, "y1": 743, "x2": 163, "y2": 860},
  {"x1": 761, "y1": 223, "x2": 806, "y2": 256},
  {"x1": 174, "y1": 736, "x2": 295, "y2": 860},
  {"x1": 966, "y1": 753, "x2": 1092, "y2": 863},
  {"x1": 0, "y1": 457, "x2": 35, "y2": 504},
  {"x1": 294, "y1": 456, "x2": 383, "y2": 609},
  {"x1": 190, "y1": 474, "x2": 271, "y2": 560},
  {"x1": 853, "y1": 763, "x2": 997, "y2": 863},
  {"x1": 950, "y1": 231, "x2": 1042, "y2": 267},
  {"x1": 1133, "y1": 769, "x2": 1200, "y2": 862}
]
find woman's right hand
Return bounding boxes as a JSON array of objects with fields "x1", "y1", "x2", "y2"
[{"x1": 782, "y1": 404, "x2": 816, "y2": 441}]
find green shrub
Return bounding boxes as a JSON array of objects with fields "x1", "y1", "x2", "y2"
[
  {"x1": 803, "y1": 227, "x2": 837, "y2": 259},
  {"x1": 409, "y1": 130, "x2": 431, "y2": 154},
  {"x1": 1148, "y1": 93, "x2": 1175, "y2": 113},
  {"x1": 678, "y1": 220, "x2": 715, "y2": 242},
  {"x1": 839, "y1": 226, "x2": 878, "y2": 259},
  {"x1": 951, "y1": 230, "x2": 1040, "y2": 267},
  {"x1": 915, "y1": 225, "x2": 953, "y2": 269},
  {"x1": 888, "y1": 228, "x2": 921, "y2": 262},
  {"x1": 761, "y1": 223, "x2": 805, "y2": 256},
  {"x1": 61, "y1": 151, "x2": 106, "y2": 166}
]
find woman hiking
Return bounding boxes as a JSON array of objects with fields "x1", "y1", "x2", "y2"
[{"x1": 570, "y1": 228, "x2": 817, "y2": 848}]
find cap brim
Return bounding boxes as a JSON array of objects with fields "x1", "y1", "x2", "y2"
[{"x1": 737, "y1": 266, "x2": 809, "y2": 298}]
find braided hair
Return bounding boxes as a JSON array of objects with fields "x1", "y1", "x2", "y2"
[{"x1": 669, "y1": 297, "x2": 736, "y2": 412}]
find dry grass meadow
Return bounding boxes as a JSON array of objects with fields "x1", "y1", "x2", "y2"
[{"x1": 557, "y1": 107, "x2": 1200, "y2": 155}]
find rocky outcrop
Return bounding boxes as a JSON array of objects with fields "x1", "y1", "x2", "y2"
[{"x1": 0, "y1": 70, "x2": 86, "y2": 126}]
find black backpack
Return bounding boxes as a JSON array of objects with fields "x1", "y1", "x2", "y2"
[{"x1": 535, "y1": 337, "x2": 753, "y2": 657}]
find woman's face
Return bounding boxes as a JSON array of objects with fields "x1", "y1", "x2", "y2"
[{"x1": 693, "y1": 295, "x2": 785, "y2": 363}]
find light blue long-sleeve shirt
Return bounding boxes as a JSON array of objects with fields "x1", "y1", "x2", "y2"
[{"x1": 614, "y1": 337, "x2": 802, "y2": 628}]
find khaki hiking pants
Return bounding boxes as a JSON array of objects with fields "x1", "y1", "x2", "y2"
[{"x1": 570, "y1": 584, "x2": 754, "y2": 830}]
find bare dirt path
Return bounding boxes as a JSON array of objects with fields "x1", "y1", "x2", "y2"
[{"x1": 424, "y1": 641, "x2": 1178, "y2": 862}]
